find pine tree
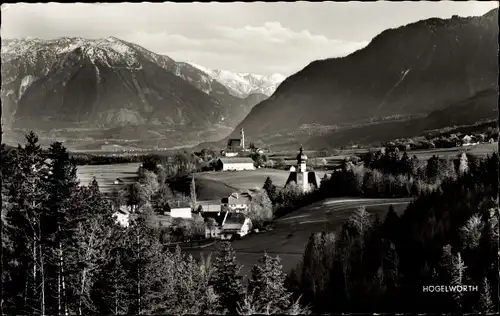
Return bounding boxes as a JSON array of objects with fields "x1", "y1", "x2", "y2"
[
  {"x1": 209, "y1": 241, "x2": 245, "y2": 314},
  {"x1": 459, "y1": 213, "x2": 483, "y2": 250},
  {"x1": 263, "y1": 176, "x2": 277, "y2": 204},
  {"x1": 5, "y1": 132, "x2": 48, "y2": 315},
  {"x1": 478, "y1": 277, "x2": 495, "y2": 314},
  {"x1": 458, "y1": 153, "x2": 469, "y2": 176},
  {"x1": 247, "y1": 253, "x2": 292, "y2": 312},
  {"x1": 42, "y1": 141, "x2": 84, "y2": 315}
]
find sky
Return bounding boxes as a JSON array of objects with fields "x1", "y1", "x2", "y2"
[{"x1": 1, "y1": 1, "x2": 498, "y2": 77}]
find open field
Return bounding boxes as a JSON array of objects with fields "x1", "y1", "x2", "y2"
[
  {"x1": 196, "y1": 168, "x2": 327, "y2": 191},
  {"x1": 408, "y1": 142, "x2": 498, "y2": 160},
  {"x1": 76, "y1": 162, "x2": 140, "y2": 193},
  {"x1": 186, "y1": 197, "x2": 412, "y2": 277}
]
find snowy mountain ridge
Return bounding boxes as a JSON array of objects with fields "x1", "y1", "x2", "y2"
[{"x1": 186, "y1": 62, "x2": 285, "y2": 97}]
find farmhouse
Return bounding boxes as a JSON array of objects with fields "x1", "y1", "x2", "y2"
[
  {"x1": 202, "y1": 211, "x2": 252, "y2": 240},
  {"x1": 216, "y1": 157, "x2": 255, "y2": 171},
  {"x1": 221, "y1": 192, "x2": 252, "y2": 212},
  {"x1": 220, "y1": 212, "x2": 252, "y2": 240},
  {"x1": 284, "y1": 146, "x2": 321, "y2": 192}
]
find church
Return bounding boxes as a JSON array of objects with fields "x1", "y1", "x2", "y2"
[
  {"x1": 216, "y1": 128, "x2": 255, "y2": 171},
  {"x1": 284, "y1": 146, "x2": 321, "y2": 192}
]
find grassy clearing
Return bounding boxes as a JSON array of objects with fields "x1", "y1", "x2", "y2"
[
  {"x1": 186, "y1": 197, "x2": 411, "y2": 278},
  {"x1": 408, "y1": 142, "x2": 497, "y2": 160}
]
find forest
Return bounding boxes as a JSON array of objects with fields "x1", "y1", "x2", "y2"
[{"x1": 1, "y1": 132, "x2": 498, "y2": 314}]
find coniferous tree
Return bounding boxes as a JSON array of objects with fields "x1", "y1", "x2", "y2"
[
  {"x1": 42, "y1": 141, "x2": 84, "y2": 315},
  {"x1": 263, "y1": 176, "x2": 277, "y2": 204},
  {"x1": 247, "y1": 253, "x2": 292, "y2": 312},
  {"x1": 5, "y1": 132, "x2": 48, "y2": 315},
  {"x1": 478, "y1": 277, "x2": 495, "y2": 314},
  {"x1": 209, "y1": 241, "x2": 245, "y2": 314}
]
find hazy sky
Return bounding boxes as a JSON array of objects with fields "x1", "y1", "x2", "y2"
[{"x1": 2, "y1": 2, "x2": 498, "y2": 76}]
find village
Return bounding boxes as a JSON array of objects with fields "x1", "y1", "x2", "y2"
[{"x1": 111, "y1": 128, "x2": 323, "y2": 242}]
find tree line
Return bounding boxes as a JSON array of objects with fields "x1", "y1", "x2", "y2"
[
  {"x1": 285, "y1": 150, "x2": 498, "y2": 313},
  {"x1": 1, "y1": 132, "x2": 309, "y2": 315}
]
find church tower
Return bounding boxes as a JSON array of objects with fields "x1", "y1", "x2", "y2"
[
  {"x1": 297, "y1": 146, "x2": 307, "y2": 173},
  {"x1": 240, "y1": 128, "x2": 245, "y2": 149},
  {"x1": 284, "y1": 146, "x2": 320, "y2": 192}
]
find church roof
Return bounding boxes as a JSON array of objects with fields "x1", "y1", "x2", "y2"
[{"x1": 227, "y1": 138, "x2": 242, "y2": 148}]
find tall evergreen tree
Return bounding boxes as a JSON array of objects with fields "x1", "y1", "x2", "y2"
[
  {"x1": 4, "y1": 132, "x2": 48, "y2": 315},
  {"x1": 209, "y1": 241, "x2": 245, "y2": 314},
  {"x1": 42, "y1": 141, "x2": 84, "y2": 315},
  {"x1": 247, "y1": 253, "x2": 292, "y2": 312}
]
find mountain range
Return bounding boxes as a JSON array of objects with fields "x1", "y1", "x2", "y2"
[
  {"x1": 218, "y1": 8, "x2": 498, "y2": 150},
  {"x1": 186, "y1": 62, "x2": 285, "y2": 98},
  {"x1": 1, "y1": 37, "x2": 269, "y2": 149},
  {"x1": 2, "y1": 9, "x2": 498, "y2": 151}
]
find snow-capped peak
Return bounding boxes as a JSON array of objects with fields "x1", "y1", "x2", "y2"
[{"x1": 186, "y1": 62, "x2": 285, "y2": 97}]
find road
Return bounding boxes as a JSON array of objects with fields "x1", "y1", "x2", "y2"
[{"x1": 187, "y1": 197, "x2": 413, "y2": 277}]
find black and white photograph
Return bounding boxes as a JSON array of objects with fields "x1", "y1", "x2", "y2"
[{"x1": 1, "y1": 1, "x2": 499, "y2": 315}]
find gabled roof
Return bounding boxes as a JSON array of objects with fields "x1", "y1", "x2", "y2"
[
  {"x1": 222, "y1": 213, "x2": 249, "y2": 232},
  {"x1": 218, "y1": 157, "x2": 254, "y2": 164},
  {"x1": 168, "y1": 200, "x2": 192, "y2": 209}
]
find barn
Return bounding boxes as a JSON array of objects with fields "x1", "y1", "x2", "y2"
[{"x1": 216, "y1": 157, "x2": 255, "y2": 171}]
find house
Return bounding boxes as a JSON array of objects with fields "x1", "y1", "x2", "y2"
[
  {"x1": 203, "y1": 211, "x2": 228, "y2": 239},
  {"x1": 165, "y1": 200, "x2": 192, "y2": 218},
  {"x1": 215, "y1": 157, "x2": 255, "y2": 171},
  {"x1": 197, "y1": 200, "x2": 222, "y2": 213},
  {"x1": 284, "y1": 146, "x2": 321, "y2": 192},
  {"x1": 221, "y1": 192, "x2": 252, "y2": 213},
  {"x1": 462, "y1": 135, "x2": 473, "y2": 146},
  {"x1": 219, "y1": 213, "x2": 252, "y2": 240},
  {"x1": 112, "y1": 206, "x2": 130, "y2": 227},
  {"x1": 169, "y1": 207, "x2": 192, "y2": 219},
  {"x1": 202, "y1": 211, "x2": 252, "y2": 240}
]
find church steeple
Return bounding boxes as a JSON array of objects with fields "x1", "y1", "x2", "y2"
[{"x1": 297, "y1": 145, "x2": 308, "y2": 172}]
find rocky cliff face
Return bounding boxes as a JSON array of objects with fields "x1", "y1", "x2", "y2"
[{"x1": 226, "y1": 9, "x2": 498, "y2": 148}]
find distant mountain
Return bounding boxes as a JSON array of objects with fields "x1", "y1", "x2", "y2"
[
  {"x1": 1, "y1": 37, "x2": 265, "y2": 149},
  {"x1": 186, "y1": 62, "x2": 285, "y2": 98},
  {"x1": 222, "y1": 9, "x2": 498, "y2": 149}
]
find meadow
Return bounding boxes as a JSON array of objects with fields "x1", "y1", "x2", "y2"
[
  {"x1": 187, "y1": 197, "x2": 412, "y2": 277},
  {"x1": 76, "y1": 162, "x2": 140, "y2": 193}
]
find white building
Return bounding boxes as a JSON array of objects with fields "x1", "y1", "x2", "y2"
[
  {"x1": 221, "y1": 192, "x2": 252, "y2": 213},
  {"x1": 203, "y1": 211, "x2": 252, "y2": 240},
  {"x1": 169, "y1": 207, "x2": 192, "y2": 219},
  {"x1": 216, "y1": 157, "x2": 255, "y2": 171},
  {"x1": 284, "y1": 146, "x2": 320, "y2": 192}
]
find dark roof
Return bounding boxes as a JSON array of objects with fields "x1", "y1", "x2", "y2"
[
  {"x1": 202, "y1": 211, "x2": 227, "y2": 226},
  {"x1": 222, "y1": 192, "x2": 253, "y2": 205},
  {"x1": 218, "y1": 157, "x2": 254, "y2": 164},
  {"x1": 227, "y1": 138, "x2": 242, "y2": 148},
  {"x1": 168, "y1": 200, "x2": 192, "y2": 209}
]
